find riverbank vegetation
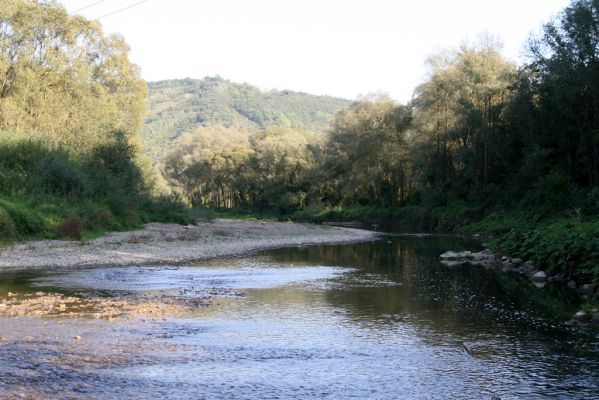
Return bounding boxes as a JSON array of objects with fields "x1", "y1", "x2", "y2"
[
  {"x1": 155, "y1": 0, "x2": 598, "y2": 286},
  {"x1": 0, "y1": 0, "x2": 190, "y2": 242}
]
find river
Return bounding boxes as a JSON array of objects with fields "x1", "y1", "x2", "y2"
[{"x1": 0, "y1": 235, "x2": 597, "y2": 399}]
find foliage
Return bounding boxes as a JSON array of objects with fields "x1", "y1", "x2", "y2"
[
  {"x1": 322, "y1": 96, "x2": 412, "y2": 206},
  {"x1": 464, "y1": 214, "x2": 599, "y2": 282},
  {"x1": 0, "y1": 206, "x2": 17, "y2": 241},
  {"x1": 528, "y1": 0, "x2": 599, "y2": 187},
  {"x1": 0, "y1": 1, "x2": 191, "y2": 241},
  {"x1": 142, "y1": 77, "x2": 350, "y2": 162},
  {"x1": 162, "y1": 126, "x2": 320, "y2": 211},
  {"x1": 0, "y1": 0, "x2": 147, "y2": 152},
  {"x1": 0, "y1": 137, "x2": 193, "y2": 242}
]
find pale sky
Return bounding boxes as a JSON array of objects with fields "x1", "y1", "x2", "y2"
[{"x1": 60, "y1": 0, "x2": 571, "y2": 103}]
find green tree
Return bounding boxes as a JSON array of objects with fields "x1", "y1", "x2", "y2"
[
  {"x1": 411, "y1": 41, "x2": 516, "y2": 201},
  {"x1": 323, "y1": 96, "x2": 411, "y2": 206},
  {"x1": 0, "y1": 0, "x2": 146, "y2": 151},
  {"x1": 528, "y1": 0, "x2": 599, "y2": 187}
]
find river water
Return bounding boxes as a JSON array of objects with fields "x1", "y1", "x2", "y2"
[{"x1": 0, "y1": 235, "x2": 597, "y2": 399}]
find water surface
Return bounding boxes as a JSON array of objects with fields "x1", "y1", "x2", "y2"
[{"x1": 0, "y1": 235, "x2": 597, "y2": 399}]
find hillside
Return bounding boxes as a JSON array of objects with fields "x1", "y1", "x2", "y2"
[{"x1": 142, "y1": 77, "x2": 351, "y2": 161}]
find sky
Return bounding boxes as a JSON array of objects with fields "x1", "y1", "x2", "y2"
[{"x1": 60, "y1": 0, "x2": 571, "y2": 103}]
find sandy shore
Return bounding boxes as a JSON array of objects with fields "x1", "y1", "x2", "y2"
[{"x1": 0, "y1": 219, "x2": 380, "y2": 270}]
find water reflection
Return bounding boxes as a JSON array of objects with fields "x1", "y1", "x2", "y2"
[{"x1": 0, "y1": 235, "x2": 597, "y2": 399}]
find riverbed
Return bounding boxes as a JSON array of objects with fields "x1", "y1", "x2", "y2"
[{"x1": 0, "y1": 235, "x2": 597, "y2": 399}]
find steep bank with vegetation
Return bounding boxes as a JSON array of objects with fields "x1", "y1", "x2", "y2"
[
  {"x1": 0, "y1": 0, "x2": 190, "y2": 242},
  {"x1": 152, "y1": 0, "x2": 598, "y2": 299}
]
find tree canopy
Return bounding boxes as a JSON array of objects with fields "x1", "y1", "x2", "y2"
[{"x1": 0, "y1": 0, "x2": 147, "y2": 151}]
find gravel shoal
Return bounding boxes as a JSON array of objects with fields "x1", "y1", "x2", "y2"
[{"x1": 0, "y1": 219, "x2": 380, "y2": 270}]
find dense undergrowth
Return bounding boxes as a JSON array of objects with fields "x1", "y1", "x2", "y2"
[
  {"x1": 463, "y1": 214, "x2": 599, "y2": 283},
  {"x1": 0, "y1": 139, "x2": 191, "y2": 242}
]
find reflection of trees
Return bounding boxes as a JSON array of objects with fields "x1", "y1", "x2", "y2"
[
  {"x1": 0, "y1": 271, "x2": 44, "y2": 295},
  {"x1": 265, "y1": 238, "x2": 579, "y2": 337}
]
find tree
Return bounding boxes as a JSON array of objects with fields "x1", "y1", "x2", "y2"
[
  {"x1": 323, "y1": 96, "x2": 412, "y2": 206},
  {"x1": 528, "y1": 0, "x2": 599, "y2": 186},
  {"x1": 411, "y1": 41, "x2": 516, "y2": 199},
  {"x1": 0, "y1": 0, "x2": 147, "y2": 152}
]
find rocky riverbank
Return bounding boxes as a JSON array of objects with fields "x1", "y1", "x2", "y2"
[
  {"x1": 440, "y1": 249, "x2": 599, "y2": 326},
  {"x1": 0, "y1": 219, "x2": 380, "y2": 270}
]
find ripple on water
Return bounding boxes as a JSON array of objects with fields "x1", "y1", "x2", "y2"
[{"x1": 0, "y1": 237, "x2": 597, "y2": 399}]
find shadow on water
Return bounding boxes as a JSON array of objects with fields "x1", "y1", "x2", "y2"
[
  {"x1": 0, "y1": 235, "x2": 597, "y2": 399},
  {"x1": 265, "y1": 235, "x2": 580, "y2": 323}
]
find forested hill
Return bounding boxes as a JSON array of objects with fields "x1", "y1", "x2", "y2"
[{"x1": 142, "y1": 77, "x2": 351, "y2": 161}]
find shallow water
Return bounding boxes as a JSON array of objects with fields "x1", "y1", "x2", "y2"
[{"x1": 0, "y1": 235, "x2": 598, "y2": 399}]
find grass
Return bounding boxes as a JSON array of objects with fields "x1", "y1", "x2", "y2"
[
  {"x1": 0, "y1": 138, "x2": 194, "y2": 244},
  {"x1": 0, "y1": 194, "x2": 184, "y2": 243}
]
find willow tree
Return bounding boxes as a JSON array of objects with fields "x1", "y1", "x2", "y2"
[
  {"x1": 0, "y1": 0, "x2": 147, "y2": 151},
  {"x1": 411, "y1": 41, "x2": 516, "y2": 195},
  {"x1": 162, "y1": 126, "x2": 253, "y2": 207},
  {"x1": 249, "y1": 127, "x2": 320, "y2": 211},
  {"x1": 323, "y1": 96, "x2": 412, "y2": 206}
]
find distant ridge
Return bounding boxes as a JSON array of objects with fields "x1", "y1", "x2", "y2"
[{"x1": 142, "y1": 76, "x2": 351, "y2": 161}]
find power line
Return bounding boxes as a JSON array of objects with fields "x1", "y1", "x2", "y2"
[
  {"x1": 93, "y1": 0, "x2": 151, "y2": 20},
  {"x1": 69, "y1": 0, "x2": 109, "y2": 15}
]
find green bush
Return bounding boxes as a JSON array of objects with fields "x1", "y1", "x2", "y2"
[
  {"x1": 0, "y1": 137, "x2": 192, "y2": 242},
  {"x1": 278, "y1": 192, "x2": 299, "y2": 214},
  {"x1": 495, "y1": 220, "x2": 599, "y2": 280},
  {"x1": 464, "y1": 213, "x2": 599, "y2": 281},
  {"x1": 0, "y1": 198, "x2": 50, "y2": 237},
  {"x1": 139, "y1": 195, "x2": 194, "y2": 225},
  {"x1": 0, "y1": 207, "x2": 17, "y2": 241},
  {"x1": 188, "y1": 207, "x2": 216, "y2": 222},
  {"x1": 60, "y1": 218, "x2": 83, "y2": 240},
  {"x1": 31, "y1": 152, "x2": 90, "y2": 197}
]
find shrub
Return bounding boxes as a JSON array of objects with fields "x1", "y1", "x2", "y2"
[
  {"x1": 189, "y1": 207, "x2": 216, "y2": 222},
  {"x1": 88, "y1": 133, "x2": 142, "y2": 194},
  {"x1": 465, "y1": 213, "x2": 599, "y2": 281},
  {"x1": 0, "y1": 207, "x2": 17, "y2": 241},
  {"x1": 0, "y1": 137, "x2": 192, "y2": 241},
  {"x1": 60, "y1": 218, "x2": 83, "y2": 240},
  {"x1": 0, "y1": 198, "x2": 48, "y2": 236},
  {"x1": 278, "y1": 192, "x2": 299, "y2": 214},
  {"x1": 31, "y1": 151, "x2": 89, "y2": 197}
]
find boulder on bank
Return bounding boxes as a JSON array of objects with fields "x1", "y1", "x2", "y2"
[
  {"x1": 572, "y1": 310, "x2": 592, "y2": 323},
  {"x1": 567, "y1": 309, "x2": 599, "y2": 326},
  {"x1": 439, "y1": 250, "x2": 495, "y2": 267},
  {"x1": 531, "y1": 271, "x2": 548, "y2": 282},
  {"x1": 439, "y1": 251, "x2": 461, "y2": 261}
]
